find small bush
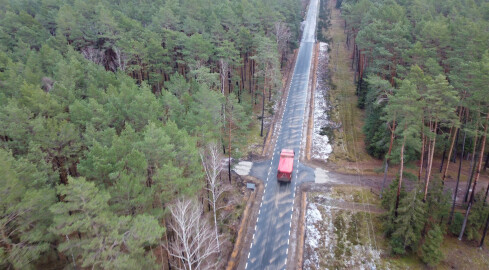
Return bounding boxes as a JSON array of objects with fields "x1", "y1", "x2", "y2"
[
  {"x1": 421, "y1": 225, "x2": 444, "y2": 267},
  {"x1": 450, "y1": 212, "x2": 464, "y2": 236},
  {"x1": 390, "y1": 236, "x2": 405, "y2": 255}
]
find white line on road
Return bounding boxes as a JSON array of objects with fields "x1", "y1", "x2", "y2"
[
  {"x1": 248, "y1": 253, "x2": 250, "y2": 259},
  {"x1": 245, "y1": 263, "x2": 248, "y2": 269}
]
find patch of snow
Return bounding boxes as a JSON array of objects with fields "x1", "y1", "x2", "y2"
[
  {"x1": 304, "y1": 193, "x2": 382, "y2": 270},
  {"x1": 315, "y1": 168, "x2": 335, "y2": 184},
  {"x1": 305, "y1": 203, "x2": 322, "y2": 249},
  {"x1": 312, "y1": 42, "x2": 337, "y2": 161},
  {"x1": 233, "y1": 161, "x2": 253, "y2": 176}
]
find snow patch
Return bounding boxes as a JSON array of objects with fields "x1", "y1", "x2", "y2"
[
  {"x1": 304, "y1": 193, "x2": 381, "y2": 270},
  {"x1": 312, "y1": 42, "x2": 336, "y2": 161},
  {"x1": 305, "y1": 203, "x2": 322, "y2": 249},
  {"x1": 233, "y1": 161, "x2": 253, "y2": 176}
]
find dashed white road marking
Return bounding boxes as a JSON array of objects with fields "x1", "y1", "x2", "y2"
[{"x1": 247, "y1": 1, "x2": 318, "y2": 267}]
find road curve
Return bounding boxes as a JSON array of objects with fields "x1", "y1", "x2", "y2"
[{"x1": 245, "y1": 0, "x2": 319, "y2": 269}]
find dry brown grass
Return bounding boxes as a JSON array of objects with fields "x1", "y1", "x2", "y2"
[{"x1": 325, "y1": 0, "x2": 379, "y2": 174}]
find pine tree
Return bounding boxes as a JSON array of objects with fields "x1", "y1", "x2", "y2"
[
  {"x1": 391, "y1": 185, "x2": 426, "y2": 254},
  {"x1": 421, "y1": 225, "x2": 444, "y2": 267},
  {"x1": 50, "y1": 177, "x2": 164, "y2": 269},
  {"x1": 0, "y1": 149, "x2": 55, "y2": 269},
  {"x1": 382, "y1": 79, "x2": 423, "y2": 214}
]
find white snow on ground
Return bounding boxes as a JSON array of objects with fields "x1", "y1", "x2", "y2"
[
  {"x1": 305, "y1": 203, "x2": 323, "y2": 249},
  {"x1": 312, "y1": 42, "x2": 334, "y2": 161},
  {"x1": 314, "y1": 168, "x2": 336, "y2": 184},
  {"x1": 233, "y1": 161, "x2": 253, "y2": 176},
  {"x1": 304, "y1": 193, "x2": 381, "y2": 270}
]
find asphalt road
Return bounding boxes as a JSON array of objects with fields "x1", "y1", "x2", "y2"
[{"x1": 245, "y1": 0, "x2": 319, "y2": 269}]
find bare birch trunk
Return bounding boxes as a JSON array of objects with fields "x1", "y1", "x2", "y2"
[
  {"x1": 419, "y1": 133, "x2": 426, "y2": 181},
  {"x1": 395, "y1": 130, "x2": 407, "y2": 216},
  {"x1": 424, "y1": 121, "x2": 437, "y2": 202}
]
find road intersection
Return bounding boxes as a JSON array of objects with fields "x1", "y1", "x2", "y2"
[{"x1": 242, "y1": 0, "x2": 321, "y2": 268}]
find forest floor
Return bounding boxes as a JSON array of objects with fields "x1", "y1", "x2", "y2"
[{"x1": 303, "y1": 185, "x2": 489, "y2": 270}]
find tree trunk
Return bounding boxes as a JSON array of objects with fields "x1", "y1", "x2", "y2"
[
  {"x1": 419, "y1": 133, "x2": 426, "y2": 181},
  {"x1": 228, "y1": 106, "x2": 232, "y2": 183},
  {"x1": 252, "y1": 59, "x2": 255, "y2": 103},
  {"x1": 484, "y1": 152, "x2": 489, "y2": 171},
  {"x1": 459, "y1": 114, "x2": 488, "y2": 240},
  {"x1": 213, "y1": 200, "x2": 220, "y2": 252},
  {"x1": 449, "y1": 128, "x2": 466, "y2": 225},
  {"x1": 464, "y1": 136, "x2": 480, "y2": 202},
  {"x1": 439, "y1": 146, "x2": 447, "y2": 173},
  {"x1": 424, "y1": 135, "x2": 432, "y2": 182},
  {"x1": 442, "y1": 108, "x2": 464, "y2": 182},
  {"x1": 260, "y1": 72, "x2": 266, "y2": 137},
  {"x1": 228, "y1": 70, "x2": 232, "y2": 94},
  {"x1": 424, "y1": 121, "x2": 437, "y2": 202},
  {"x1": 481, "y1": 212, "x2": 489, "y2": 248},
  {"x1": 380, "y1": 160, "x2": 389, "y2": 198},
  {"x1": 395, "y1": 131, "x2": 407, "y2": 216},
  {"x1": 163, "y1": 218, "x2": 172, "y2": 270},
  {"x1": 381, "y1": 119, "x2": 396, "y2": 197},
  {"x1": 484, "y1": 183, "x2": 489, "y2": 205},
  {"x1": 240, "y1": 62, "x2": 244, "y2": 92}
]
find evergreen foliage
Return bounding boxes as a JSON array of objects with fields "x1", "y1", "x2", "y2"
[
  {"x1": 464, "y1": 191, "x2": 489, "y2": 241},
  {"x1": 421, "y1": 225, "x2": 444, "y2": 267},
  {"x1": 342, "y1": 0, "x2": 489, "y2": 261},
  {"x1": 0, "y1": 0, "x2": 303, "y2": 267},
  {"x1": 391, "y1": 185, "x2": 426, "y2": 254},
  {"x1": 450, "y1": 212, "x2": 464, "y2": 236}
]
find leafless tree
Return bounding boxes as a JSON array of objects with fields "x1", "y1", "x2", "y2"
[
  {"x1": 219, "y1": 59, "x2": 229, "y2": 95},
  {"x1": 274, "y1": 21, "x2": 291, "y2": 65},
  {"x1": 113, "y1": 47, "x2": 127, "y2": 71},
  {"x1": 81, "y1": 46, "x2": 104, "y2": 65},
  {"x1": 200, "y1": 143, "x2": 231, "y2": 252},
  {"x1": 166, "y1": 199, "x2": 219, "y2": 270}
]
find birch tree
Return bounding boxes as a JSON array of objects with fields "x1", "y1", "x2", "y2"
[
  {"x1": 167, "y1": 199, "x2": 219, "y2": 270},
  {"x1": 200, "y1": 142, "x2": 231, "y2": 252}
]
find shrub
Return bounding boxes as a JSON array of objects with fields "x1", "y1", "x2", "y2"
[
  {"x1": 450, "y1": 212, "x2": 464, "y2": 236},
  {"x1": 421, "y1": 225, "x2": 444, "y2": 266}
]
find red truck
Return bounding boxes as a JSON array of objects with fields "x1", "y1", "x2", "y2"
[{"x1": 277, "y1": 149, "x2": 295, "y2": 182}]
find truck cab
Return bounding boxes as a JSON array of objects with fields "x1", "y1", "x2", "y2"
[{"x1": 277, "y1": 149, "x2": 295, "y2": 182}]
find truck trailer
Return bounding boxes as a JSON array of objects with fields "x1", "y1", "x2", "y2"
[{"x1": 277, "y1": 149, "x2": 294, "y2": 182}]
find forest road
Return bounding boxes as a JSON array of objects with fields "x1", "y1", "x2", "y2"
[{"x1": 243, "y1": 0, "x2": 319, "y2": 269}]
